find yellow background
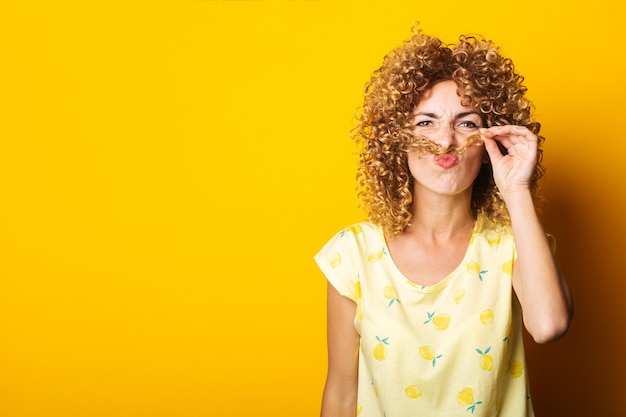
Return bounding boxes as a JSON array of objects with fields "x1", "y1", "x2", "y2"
[{"x1": 1, "y1": 1, "x2": 624, "y2": 416}]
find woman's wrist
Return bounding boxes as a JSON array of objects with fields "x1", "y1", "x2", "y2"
[{"x1": 501, "y1": 188, "x2": 535, "y2": 218}]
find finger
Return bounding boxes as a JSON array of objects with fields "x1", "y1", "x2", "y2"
[
  {"x1": 482, "y1": 125, "x2": 531, "y2": 136},
  {"x1": 480, "y1": 131, "x2": 515, "y2": 156},
  {"x1": 482, "y1": 126, "x2": 536, "y2": 144},
  {"x1": 481, "y1": 131, "x2": 535, "y2": 153},
  {"x1": 482, "y1": 136, "x2": 504, "y2": 163}
]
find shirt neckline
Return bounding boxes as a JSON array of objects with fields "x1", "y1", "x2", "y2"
[{"x1": 375, "y1": 216, "x2": 483, "y2": 293}]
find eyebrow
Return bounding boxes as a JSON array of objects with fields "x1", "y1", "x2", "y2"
[{"x1": 414, "y1": 111, "x2": 481, "y2": 119}]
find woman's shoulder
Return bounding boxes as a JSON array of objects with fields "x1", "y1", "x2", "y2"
[
  {"x1": 314, "y1": 221, "x2": 382, "y2": 281},
  {"x1": 337, "y1": 221, "x2": 380, "y2": 237},
  {"x1": 472, "y1": 213, "x2": 514, "y2": 247},
  {"x1": 318, "y1": 221, "x2": 382, "y2": 252},
  {"x1": 475, "y1": 212, "x2": 513, "y2": 235}
]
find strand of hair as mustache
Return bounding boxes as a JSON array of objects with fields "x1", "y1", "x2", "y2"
[{"x1": 403, "y1": 133, "x2": 484, "y2": 156}]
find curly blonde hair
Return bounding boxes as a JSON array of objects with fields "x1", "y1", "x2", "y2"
[{"x1": 354, "y1": 28, "x2": 545, "y2": 237}]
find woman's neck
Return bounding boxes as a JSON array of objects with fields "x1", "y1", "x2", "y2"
[{"x1": 404, "y1": 190, "x2": 475, "y2": 239}]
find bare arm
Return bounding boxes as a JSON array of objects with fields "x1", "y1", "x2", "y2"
[
  {"x1": 505, "y1": 191, "x2": 573, "y2": 343},
  {"x1": 483, "y1": 126, "x2": 573, "y2": 343},
  {"x1": 321, "y1": 282, "x2": 360, "y2": 417}
]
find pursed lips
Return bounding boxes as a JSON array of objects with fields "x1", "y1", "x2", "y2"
[{"x1": 434, "y1": 153, "x2": 459, "y2": 169}]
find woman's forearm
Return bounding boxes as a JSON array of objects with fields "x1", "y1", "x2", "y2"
[{"x1": 505, "y1": 190, "x2": 573, "y2": 343}]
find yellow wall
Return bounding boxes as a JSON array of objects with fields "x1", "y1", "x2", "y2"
[{"x1": 1, "y1": 1, "x2": 624, "y2": 415}]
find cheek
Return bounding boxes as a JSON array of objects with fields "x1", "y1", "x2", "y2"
[
  {"x1": 406, "y1": 152, "x2": 428, "y2": 177},
  {"x1": 466, "y1": 147, "x2": 487, "y2": 171}
]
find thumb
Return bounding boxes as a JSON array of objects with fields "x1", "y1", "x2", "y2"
[{"x1": 482, "y1": 136, "x2": 503, "y2": 164}]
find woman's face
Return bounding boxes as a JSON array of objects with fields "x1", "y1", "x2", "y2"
[{"x1": 407, "y1": 80, "x2": 485, "y2": 199}]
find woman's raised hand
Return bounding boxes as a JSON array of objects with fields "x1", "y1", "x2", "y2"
[{"x1": 481, "y1": 125, "x2": 539, "y2": 198}]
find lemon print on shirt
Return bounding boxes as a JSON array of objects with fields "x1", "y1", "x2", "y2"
[
  {"x1": 373, "y1": 336, "x2": 389, "y2": 361},
  {"x1": 509, "y1": 360, "x2": 524, "y2": 378},
  {"x1": 330, "y1": 253, "x2": 342, "y2": 268},
  {"x1": 453, "y1": 289, "x2": 466, "y2": 304},
  {"x1": 476, "y1": 346, "x2": 493, "y2": 371},
  {"x1": 480, "y1": 309, "x2": 494, "y2": 325},
  {"x1": 457, "y1": 387, "x2": 483, "y2": 414},
  {"x1": 419, "y1": 346, "x2": 442, "y2": 367},
  {"x1": 502, "y1": 258, "x2": 514, "y2": 275},
  {"x1": 383, "y1": 286, "x2": 400, "y2": 307},
  {"x1": 368, "y1": 247, "x2": 387, "y2": 262},
  {"x1": 485, "y1": 230, "x2": 501, "y2": 246},
  {"x1": 356, "y1": 404, "x2": 363, "y2": 416},
  {"x1": 405, "y1": 385, "x2": 422, "y2": 399},
  {"x1": 466, "y1": 261, "x2": 488, "y2": 281},
  {"x1": 423, "y1": 311, "x2": 451, "y2": 330},
  {"x1": 340, "y1": 224, "x2": 363, "y2": 237}
]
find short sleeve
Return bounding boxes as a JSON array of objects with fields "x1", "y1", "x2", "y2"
[{"x1": 314, "y1": 230, "x2": 358, "y2": 302}]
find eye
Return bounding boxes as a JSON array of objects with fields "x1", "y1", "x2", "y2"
[
  {"x1": 457, "y1": 120, "x2": 480, "y2": 131},
  {"x1": 415, "y1": 120, "x2": 432, "y2": 128},
  {"x1": 459, "y1": 121, "x2": 478, "y2": 128}
]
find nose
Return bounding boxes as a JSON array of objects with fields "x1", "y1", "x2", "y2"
[{"x1": 433, "y1": 123, "x2": 457, "y2": 148}]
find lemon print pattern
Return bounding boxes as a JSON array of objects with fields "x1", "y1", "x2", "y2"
[
  {"x1": 480, "y1": 309, "x2": 494, "y2": 325},
  {"x1": 373, "y1": 336, "x2": 389, "y2": 361},
  {"x1": 355, "y1": 280, "x2": 362, "y2": 299},
  {"x1": 453, "y1": 289, "x2": 466, "y2": 304},
  {"x1": 329, "y1": 252, "x2": 342, "y2": 268},
  {"x1": 466, "y1": 261, "x2": 488, "y2": 281},
  {"x1": 485, "y1": 229, "x2": 502, "y2": 246},
  {"x1": 405, "y1": 385, "x2": 422, "y2": 399},
  {"x1": 368, "y1": 247, "x2": 387, "y2": 263},
  {"x1": 340, "y1": 224, "x2": 363, "y2": 237},
  {"x1": 457, "y1": 387, "x2": 483, "y2": 414},
  {"x1": 423, "y1": 311, "x2": 451, "y2": 330},
  {"x1": 509, "y1": 360, "x2": 523, "y2": 378},
  {"x1": 419, "y1": 346, "x2": 442, "y2": 367},
  {"x1": 383, "y1": 286, "x2": 400, "y2": 307},
  {"x1": 315, "y1": 215, "x2": 531, "y2": 414},
  {"x1": 502, "y1": 258, "x2": 514, "y2": 276},
  {"x1": 476, "y1": 346, "x2": 493, "y2": 371}
]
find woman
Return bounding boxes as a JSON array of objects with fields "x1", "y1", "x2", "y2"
[{"x1": 314, "y1": 28, "x2": 573, "y2": 417}]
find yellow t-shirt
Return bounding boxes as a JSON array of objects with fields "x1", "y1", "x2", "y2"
[{"x1": 315, "y1": 214, "x2": 534, "y2": 416}]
